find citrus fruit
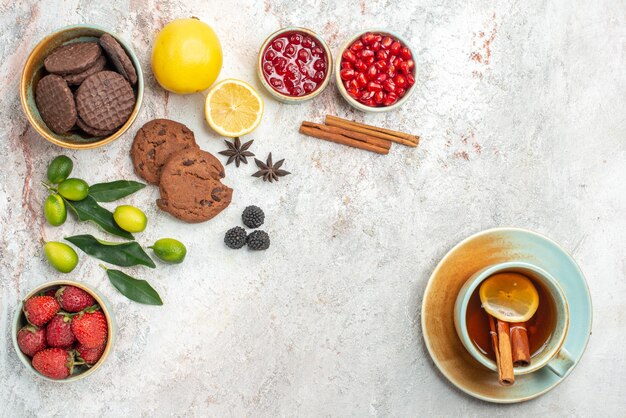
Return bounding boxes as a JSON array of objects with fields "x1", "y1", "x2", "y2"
[
  {"x1": 47, "y1": 156, "x2": 73, "y2": 184},
  {"x1": 205, "y1": 79, "x2": 264, "y2": 137},
  {"x1": 44, "y1": 242, "x2": 78, "y2": 273},
  {"x1": 149, "y1": 238, "x2": 187, "y2": 264},
  {"x1": 44, "y1": 194, "x2": 67, "y2": 226},
  {"x1": 479, "y1": 273, "x2": 540, "y2": 322},
  {"x1": 151, "y1": 18, "x2": 223, "y2": 94},
  {"x1": 113, "y1": 205, "x2": 147, "y2": 233},
  {"x1": 57, "y1": 178, "x2": 89, "y2": 201}
]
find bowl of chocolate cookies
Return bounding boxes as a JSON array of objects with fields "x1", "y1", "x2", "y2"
[{"x1": 20, "y1": 24, "x2": 143, "y2": 149}]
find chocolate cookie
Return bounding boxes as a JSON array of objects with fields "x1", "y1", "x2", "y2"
[
  {"x1": 44, "y1": 42, "x2": 102, "y2": 75},
  {"x1": 131, "y1": 119, "x2": 199, "y2": 185},
  {"x1": 157, "y1": 149, "x2": 232, "y2": 223},
  {"x1": 63, "y1": 55, "x2": 106, "y2": 86},
  {"x1": 100, "y1": 34, "x2": 137, "y2": 85},
  {"x1": 75, "y1": 71, "x2": 135, "y2": 131},
  {"x1": 35, "y1": 74, "x2": 77, "y2": 134},
  {"x1": 76, "y1": 116, "x2": 114, "y2": 137}
]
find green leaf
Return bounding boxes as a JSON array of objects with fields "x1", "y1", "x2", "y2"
[
  {"x1": 64, "y1": 196, "x2": 134, "y2": 240},
  {"x1": 104, "y1": 267, "x2": 163, "y2": 305},
  {"x1": 65, "y1": 234, "x2": 156, "y2": 268},
  {"x1": 89, "y1": 180, "x2": 146, "y2": 202}
]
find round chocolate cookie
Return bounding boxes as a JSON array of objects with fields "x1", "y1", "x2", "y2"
[
  {"x1": 75, "y1": 71, "x2": 135, "y2": 131},
  {"x1": 63, "y1": 55, "x2": 106, "y2": 86},
  {"x1": 44, "y1": 42, "x2": 102, "y2": 75},
  {"x1": 35, "y1": 74, "x2": 77, "y2": 134},
  {"x1": 157, "y1": 148, "x2": 232, "y2": 223},
  {"x1": 100, "y1": 34, "x2": 137, "y2": 85},
  {"x1": 131, "y1": 119, "x2": 200, "y2": 185},
  {"x1": 76, "y1": 116, "x2": 114, "y2": 137}
]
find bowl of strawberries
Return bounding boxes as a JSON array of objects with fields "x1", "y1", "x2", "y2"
[{"x1": 12, "y1": 281, "x2": 114, "y2": 381}]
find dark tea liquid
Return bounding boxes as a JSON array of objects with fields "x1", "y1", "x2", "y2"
[{"x1": 466, "y1": 274, "x2": 556, "y2": 361}]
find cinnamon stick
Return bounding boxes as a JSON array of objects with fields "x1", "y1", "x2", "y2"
[
  {"x1": 488, "y1": 315, "x2": 515, "y2": 386},
  {"x1": 510, "y1": 322, "x2": 531, "y2": 367},
  {"x1": 301, "y1": 121, "x2": 392, "y2": 150},
  {"x1": 299, "y1": 124, "x2": 389, "y2": 155},
  {"x1": 325, "y1": 115, "x2": 419, "y2": 147}
]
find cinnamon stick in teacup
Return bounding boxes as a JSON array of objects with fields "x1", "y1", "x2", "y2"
[
  {"x1": 510, "y1": 322, "x2": 531, "y2": 367},
  {"x1": 488, "y1": 314, "x2": 515, "y2": 386}
]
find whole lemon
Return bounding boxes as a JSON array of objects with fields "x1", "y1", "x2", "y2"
[{"x1": 151, "y1": 18, "x2": 223, "y2": 94}]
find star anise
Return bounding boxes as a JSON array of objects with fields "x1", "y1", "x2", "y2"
[
  {"x1": 252, "y1": 153, "x2": 291, "y2": 183},
  {"x1": 218, "y1": 137, "x2": 255, "y2": 167}
]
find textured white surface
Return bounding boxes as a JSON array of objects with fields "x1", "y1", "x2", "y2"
[{"x1": 1, "y1": 0, "x2": 625, "y2": 416}]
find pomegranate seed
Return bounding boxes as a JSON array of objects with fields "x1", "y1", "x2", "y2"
[
  {"x1": 303, "y1": 82, "x2": 316, "y2": 93},
  {"x1": 347, "y1": 88, "x2": 359, "y2": 98},
  {"x1": 298, "y1": 49, "x2": 311, "y2": 62},
  {"x1": 387, "y1": 64, "x2": 396, "y2": 78},
  {"x1": 374, "y1": 90, "x2": 385, "y2": 103},
  {"x1": 341, "y1": 60, "x2": 353, "y2": 70},
  {"x1": 342, "y1": 50, "x2": 357, "y2": 63},
  {"x1": 381, "y1": 36, "x2": 393, "y2": 49},
  {"x1": 312, "y1": 47, "x2": 324, "y2": 57},
  {"x1": 354, "y1": 60, "x2": 367, "y2": 72},
  {"x1": 394, "y1": 74, "x2": 407, "y2": 87},
  {"x1": 390, "y1": 41, "x2": 401, "y2": 55},
  {"x1": 366, "y1": 65, "x2": 378, "y2": 80},
  {"x1": 289, "y1": 33, "x2": 303, "y2": 44},
  {"x1": 284, "y1": 44, "x2": 296, "y2": 58},
  {"x1": 406, "y1": 59, "x2": 415, "y2": 71},
  {"x1": 340, "y1": 68, "x2": 355, "y2": 81},
  {"x1": 393, "y1": 57, "x2": 403, "y2": 67},
  {"x1": 406, "y1": 73, "x2": 415, "y2": 86},
  {"x1": 371, "y1": 41, "x2": 381, "y2": 52},
  {"x1": 376, "y1": 50, "x2": 388, "y2": 61},
  {"x1": 262, "y1": 62, "x2": 273, "y2": 74},
  {"x1": 347, "y1": 79, "x2": 359, "y2": 90},
  {"x1": 400, "y1": 47, "x2": 412, "y2": 59},
  {"x1": 269, "y1": 78, "x2": 284, "y2": 90},
  {"x1": 313, "y1": 71, "x2": 325, "y2": 82},
  {"x1": 398, "y1": 61, "x2": 409, "y2": 75},
  {"x1": 350, "y1": 40, "x2": 364, "y2": 52},
  {"x1": 265, "y1": 49, "x2": 276, "y2": 61},
  {"x1": 374, "y1": 34, "x2": 382, "y2": 43},
  {"x1": 302, "y1": 37, "x2": 314, "y2": 48},
  {"x1": 383, "y1": 92, "x2": 398, "y2": 106},
  {"x1": 383, "y1": 79, "x2": 396, "y2": 92},
  {"x1": 364, "y1": 56, "x2": 375, "y2": 66},
  {"x1": 395, "y1": 87, "x2": 406, "y2": 96},
  {"x1": 272, "y1": 39, "x2": 285, "y2": 52},
  {"x1": 376, "y1": 73, "x2": 388, "y2": 82},
  {"x1": 360, "y1": 49, "x2": 375, "y2": 59},
  {"x1": 356, "y1": 73, "x2": 368, "y2": 87},
  {"x1": 292, "y1": 86, "x2": 304, "y2": 96},
  {"x1": 359, "y1": 90, "x2": 374, "y2": 101},
  {"x1": 361, "y1": 32, "x2": 376, "y2": 45},
  {"x1": 314, "y1": 59, "x2": 327, "y2": 71},
  {"x1": 367, "y1": 81, "x2": 382, "y2": 92},
  {"x1": 374, "y1": 60, "x2": 387, "y2": 71}
]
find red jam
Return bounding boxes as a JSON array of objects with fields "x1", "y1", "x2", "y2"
[
  {"x1": 340, "y1": 32, "x2": 415, "y2": 107},
  {"x1": 261, "y1": 31, "x2": 328, "y2": 97}
]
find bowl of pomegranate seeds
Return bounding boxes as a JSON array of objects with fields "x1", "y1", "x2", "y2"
[
  {"x1": 336, "y1": 30, "x2": 416, "y2": 112},
  {"x1": 12, "y1": 281, "x2": 114, "y2": 381},
  {"x1": 258, "y1": 27, "x2": 333, "y2": 103}
]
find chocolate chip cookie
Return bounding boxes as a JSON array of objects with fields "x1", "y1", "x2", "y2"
[
  {"x1": 44, "y1": 42, "x2": 102, "y2": 75},
  {"x1": 100, "y1": 34, "x2": 137, "y2": 85},
  {"x1": 35, "y1": 74, "x2": 77, "y2": 134},
  {"x1": 131, "y1": 119, "x2": 200, "y2": 185},
  {"x1": 75, "y1": 71, "x2": 134, "y2": 131},
  {"x1": 157, "y1": 148, "x2": 232, "y2": 223}
]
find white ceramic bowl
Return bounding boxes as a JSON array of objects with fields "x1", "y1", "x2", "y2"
[
  {"x1": 335, "y1": 29, "x2": 417, "y2": 113},
  {"x1": 257, "y1": 27, "x2": 333, "y2": 103}
]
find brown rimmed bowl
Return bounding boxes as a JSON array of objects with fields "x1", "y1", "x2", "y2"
[
  {"x1": 20, "y1": 24, "x2": 144, "y2": 149},
  {"x1": 12, "y1": 280, "x2": 115, "y2": 382}
]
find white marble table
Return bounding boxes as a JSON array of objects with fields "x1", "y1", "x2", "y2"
[{"x1": 1, "y1": 0, "x2": 625, "y2": 416}]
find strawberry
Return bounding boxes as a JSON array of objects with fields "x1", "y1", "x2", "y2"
[
  {"x1": 71, "y1": 309, "x2": 108, "y2": 348},
  {"x1": 42, "y1": 287, "x2": 58, "y2": 298},
  {"x1": 23, "y1": 296, "x2": 60, "y2": 326},
  {"x1": 75, "y1": 343, "x2": 105, "y2": 365},
  {"x1": 55, "y1": 286, "x2": 95, "y2": 313},
  {"x1": 31, "y1": 348, "x2": 80, "y2": 380},
  {"x1": 17, "y1": 325, "x2": 47, "y2": 357},
  {"x1": 46, "y1": 312, "x2": 75, "y2": 348}
]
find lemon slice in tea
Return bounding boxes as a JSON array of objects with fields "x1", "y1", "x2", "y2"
[{"x1": 479, "y1": 273, "x2": 540, "y2": 322}]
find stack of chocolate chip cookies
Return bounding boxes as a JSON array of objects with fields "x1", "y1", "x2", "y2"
[
  {"x1": 131, "y1": 119, "x2": 233, "y2": 223},
  {"x1": 35, "y1": 33, "x2": 137, "y2": 137}
]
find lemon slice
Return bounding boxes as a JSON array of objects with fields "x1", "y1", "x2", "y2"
[
  {"x1": 479, "y1": 273, "x2": 539, "y2": 322},
  {"x1": 205, "y1": 79, "x2": 264, "y2": 137}
]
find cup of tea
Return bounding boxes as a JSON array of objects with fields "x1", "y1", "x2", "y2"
[{"x1": 454, "y1": 261, "x2": 574, "y2": 377}]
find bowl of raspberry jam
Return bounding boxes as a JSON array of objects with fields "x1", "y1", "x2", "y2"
[
  {"x1": 336, "y1": 30, "x2": 416, "y2": 112},
  {"x1": 258, "y1": 27, "x2": 333, "y2": 103}
]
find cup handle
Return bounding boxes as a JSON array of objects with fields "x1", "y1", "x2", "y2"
[{"x1": 546, "y1": 347, "x2": 575, "y2": 377}]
